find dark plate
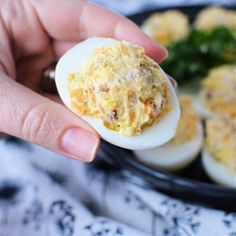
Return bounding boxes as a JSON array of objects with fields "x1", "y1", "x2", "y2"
[
  {"x1": 99, "y1": 4, "x2": 236, "y2": 212},
  {"x1": 100, "y1": 140, "x2": 236, "y2": 212}
]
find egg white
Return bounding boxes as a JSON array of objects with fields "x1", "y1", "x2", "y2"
[
  {"x1": 55, "y1": 37, "x2": 180, "y2": 150},
  {"x1": 202, "y1": 148, "x2": 236, "y2": 188},
  {"x1": 134, "y1": 122, "x2": 203, "y2": 171},
  {"x1": 193, "y1": 93, "x2": 216, "y2": 119},
  {"x1": 176, "y1": 84, "x2": 214, "y2": 119}
]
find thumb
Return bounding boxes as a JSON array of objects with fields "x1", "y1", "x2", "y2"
[{"x1": 0, "y1": 73, "x2": 100, "y2": 162}]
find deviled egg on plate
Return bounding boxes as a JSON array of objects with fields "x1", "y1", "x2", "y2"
[
  {"x1": 194, "y1": 65, "x2": 236, "y2": 118},
  {"x1": 142, "y1": 10, "x2": 189, "y2": 46},
  {"x1": 55, "y1": 38, "x2": 180, "y2": 150},
  {"x1": 135, "y1": 96, "x2": 203, "y2": 171},
  {"x1": 195, "y1": 7, "x2": 236, "y2": 31},
  {"x1": 202, "y1": 116, "x2": 236, "y2": 188}
]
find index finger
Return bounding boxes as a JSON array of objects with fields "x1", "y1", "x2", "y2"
[{"x1": 32, "y1": 0, "x2": 167, "y2": 63}]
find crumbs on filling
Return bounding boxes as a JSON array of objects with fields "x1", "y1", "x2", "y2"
[
  {"x1": 206, "y1": 116, "x2": 236, "y2": 172},
  {"x1": 67, "y1": 41, "x2": 171, "y2": 135},
  {"x1": 142, "y1": 10, "x2": 189, "y2": 46},
  {"x1": 171, "y1": 95, "x2": 199, "y2": 144},
  {"x1": 201, "y1": 65, "x2": 236, "y2": 118}
]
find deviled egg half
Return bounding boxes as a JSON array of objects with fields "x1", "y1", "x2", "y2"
[
  {"x1": 194, "y1": 65, "x2": 236, "y2": 118},
  {"x1": 142, "y1": 10, "x2": 189, "y2": 46},
  {"x1": 135, "y1": 96, "x2": 203, "y2": 171},
  {"x1": 55, "y1": 38, "x2": 180, "y2": 150},
  {"x1": 202, "y1": 117, "x2": 236, "y2": 188},
  {"x1": 195, "y1": 7, "x2": 236, "y2": 31}
]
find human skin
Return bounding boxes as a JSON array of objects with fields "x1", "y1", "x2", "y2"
[{"x1": 0, "y1": 0, "x2": 167, "y2": 161}]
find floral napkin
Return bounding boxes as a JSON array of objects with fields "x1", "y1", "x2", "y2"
[{"x1": 0, "y1": 138, "x2": 235, "y2": 236}]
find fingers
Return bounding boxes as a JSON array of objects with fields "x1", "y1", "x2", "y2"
[
  {"x1": 53, "y1": 41, "x2": 78, "y2": 58},
  {"x1": 0, "y1": 72, "x2": 99, "y2": 162},
  {"x1": 32, "y1": 0, "x2": 167, "y2": 63},
  {"x1": 167, "y1": 75, "x2": 178, "y2": 89}
]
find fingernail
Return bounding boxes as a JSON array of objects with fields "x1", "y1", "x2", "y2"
[
  {"x1": 150, "y1": 40, "x2": 168, "y2": 64},
  {"x1": 158, "y1": 45, "x2": 168, "y2": 63},
  {"x1": 172, "y1": 79, "x2": 178, "y2": 89},
  {"x1": 168, "y1": 75, "x2": 178, "y2": 89},
  {"x1": 60, "y1": 127, "x2": 99, "y2": 161}
]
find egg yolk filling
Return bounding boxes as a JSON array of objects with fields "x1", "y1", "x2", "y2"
[
  {"x1": 67, "y1": 42, "x2": 171, "y2": 136},
  {"x1": 201, "y1": 65, "x2": 236, "y2": 118},
  {"x1": 171, "y1": 96, "x2": 199, "y2": 144},
  {"x1": 195, "y1": 7, "x2": 236, "y2": 31},
  {"x1": 206, "y1": 117, "x2": 236, "y2": 173},
  {"x1": 143, "y1": 11, "x2": 189, "y2": 46}
]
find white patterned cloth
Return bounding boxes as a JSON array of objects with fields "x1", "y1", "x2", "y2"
[
  {"x1": 1, "y1": 1, "x2": 236, "y2": 236},
  {"x1": 0, "y1": 138, "x2": 235, "y2": 236}
]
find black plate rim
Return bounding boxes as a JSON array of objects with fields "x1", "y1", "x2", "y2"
[{"x1": 102, "y1": 141, "x2": 236, "y2": 210}]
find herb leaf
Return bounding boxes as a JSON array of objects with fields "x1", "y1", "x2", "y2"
[{"x1": 162, "y1": 27, "x2": 236, "y2": 85}]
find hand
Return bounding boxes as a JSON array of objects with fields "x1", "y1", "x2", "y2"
[{"x1": 0, "y1": 0, "x2": 167, "y2": 161}]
